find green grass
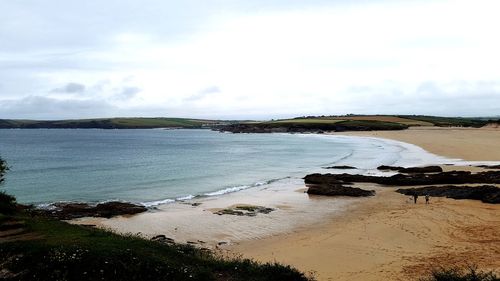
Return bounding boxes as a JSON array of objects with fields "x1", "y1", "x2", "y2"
[
  {"x1": 399, "y1": 115, "x2": 488, "y2": 127},
  {"x1": 0, "y1": 213, "x2": 312, "y2": 281},
  {"x1": 0, "y1": 118, "x2": 222, "y2": 129},
  {"x1": 258, "y1": 119, "x2": 409, "y2": 130}
]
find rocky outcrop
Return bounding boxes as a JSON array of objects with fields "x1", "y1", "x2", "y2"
[
  {"x1": 304, "y1": 170, "x2": 500, "y2": 187},
  {"x1": 477, "y1": 165, "x2": 500, "y2": 169},
  {"x1": 396, "y1": 185, "x2": 500, "y2": 204},
  {"x1": 307, "y1": 183, "x2": 375, "y2": 197},
  {"x1": 323, "y1": 165, "x2": 357, "y2": 169},
  {"x1": 377, "y1": 165, "x2": 443, "y2": 173},
  {"x1": 214, "y1": 205, "x2": 275, "y2": 216},
  {"x1": 35, "y1": 201, "x2": 147, "y2": 220}
]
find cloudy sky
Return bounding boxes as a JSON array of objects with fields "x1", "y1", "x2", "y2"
[{"x1": 1, "y1": 0, "x2": 499, "y2": 120}]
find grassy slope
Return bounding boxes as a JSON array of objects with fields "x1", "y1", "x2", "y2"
[
  {"x1": 0, "y1": 118, "x2": 221, "y2": 129},
  {"x1": 261, "y1": 115, "x2": 490, "y2": 128},
  {"x1": 0, "y1": 213, "x2": 311, "y2": 281},
  {"x1": 397, "y1": 115, "x2": 489, "y2": 127},
  {"x1": 248, "y1": 117, "x2": 410, "y2": 131}
]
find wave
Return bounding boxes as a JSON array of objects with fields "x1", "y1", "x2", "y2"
[{"x1": 141, "y1": 177, "x2": 290, "y2": 207}]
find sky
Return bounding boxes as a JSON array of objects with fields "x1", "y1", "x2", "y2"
[{"x1": 1, "y1": 0, "x2": 499, "y2": 120}]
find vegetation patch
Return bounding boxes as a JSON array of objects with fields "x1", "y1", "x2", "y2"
[{"x1": 420, "y1": 265, "x2": 499, "y2": 281}]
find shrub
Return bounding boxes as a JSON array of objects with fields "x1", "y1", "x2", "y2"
[
  {"x1": 0, "y1": 157, "x2": 7, "y2": 185},
  {"x1": 421, "y1": 265, "x2": 499, "y2": 281},
  {"x1": 0, "y1": 190, "x2": 17, "y2": 214}
]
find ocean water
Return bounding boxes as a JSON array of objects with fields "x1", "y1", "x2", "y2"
[{"x1": 0, "y1": 129, "x2": 447, "y2": 206}]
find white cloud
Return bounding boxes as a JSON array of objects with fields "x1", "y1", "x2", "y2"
[{"x1": 1, "y1": 0, "x2": 500, "y2": 119}]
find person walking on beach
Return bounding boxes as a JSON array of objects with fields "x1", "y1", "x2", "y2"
[
  {"x1": 413, "y1": 193, "x2": 418, "y2": 204},
  {"x1": 425, "y1": 194, "x2": 430, "y2": 204}
]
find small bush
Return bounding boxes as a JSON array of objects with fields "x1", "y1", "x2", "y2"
[
  {"x1": 421, "y1": 265, "x2": 499, "y2": 281},
  {"x1": 0, "y1": 157, "x2": 8, "y2": 185},
  {"x1": 0, "y1": 190, "x2": 17, "y2": 214}
]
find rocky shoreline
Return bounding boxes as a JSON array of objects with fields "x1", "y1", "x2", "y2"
[
  {"x1": 33, "y1": 201, "x2": 148, "y2": 220},
  {"x1": 304, "y1": 168, "x2": 500, "y2": 203},
  {"x1": 396, "y1": 185, "x2": 500, "y2": 204}
]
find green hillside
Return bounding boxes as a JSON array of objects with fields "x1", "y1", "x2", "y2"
[{"x1": 0, "y1": 118, "x2": 223, "y2": 129}]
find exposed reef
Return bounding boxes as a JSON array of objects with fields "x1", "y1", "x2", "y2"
[
  {"x1": 306, "y1": 183, "x2": 375, "y2": 197},
  {"x1": 377, "y1": 165, "x2": 443, "y2": 173},
  {"x1": 34, "y1": 201, "x2": 147, "y2": 220},
  {"x1": 304, "y1": 170, "x2": 500, "y2": 187},
  {"x1": 323, "y1": 165, "x2": 357, "y2": 169},
  {"x1": 396, "y1": 185, "x2": 500, "y2": 204},
  {"x1": 214, "y1": 205, "x2": 275, "y2": 217}
]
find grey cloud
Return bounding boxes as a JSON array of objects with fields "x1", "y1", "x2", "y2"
[
  {"x1": 114, "y1": 87, "x2": 141, "y2": 100},
  {"x1": 185, "y1": 86, "x2": 221, "y2": 101},
  {"x1": 50, "y1": 82, "x2": 86, "y2": 94},
  {"x1": 0, "y1": 96, "x2": 115, "y2": 119},
  {"x1": 341, "y1": 80, "x2": 500, "y2": 117}
]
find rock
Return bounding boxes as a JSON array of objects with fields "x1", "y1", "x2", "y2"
[
  {"x1": 151, "y1": 235, "x2": 175, "y2": 244},
  {"x1": 214, "y1": 205, "x2": 275, "y2": 216},
  {"x1": 477, "y1": 165, "x2": 500, "y2": 169},
  {"x1": 304, "y1": 170, "x2": 500, "y2": 187},
  {"x1": 307, "y1": 183, "x2": 375, "y2": 197},
  {"x1": 396, "y1": 185, "x2": 500, "y2": 204},
  {"x1": 35, "y1": 201, "x2": 147, "y2": 220},
  {"x1": 323, "y1": 165, "x2": 357, "y2": 169},
  {"x1": 377, "y1": 165, "x2": 443, "y2": 173}
]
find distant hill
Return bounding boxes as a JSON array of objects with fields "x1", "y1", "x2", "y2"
[
  {"x1": 216, "y1": 115, "x2": 494, "y2": 133},
  {"x1": 0, "y1": 118, "x2": 226, "y2": 129},
  {"x1": 0, "y1": 115, "x2": 495, "y2": 130}
]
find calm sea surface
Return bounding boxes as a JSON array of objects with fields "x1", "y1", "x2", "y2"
[{"x1": 0, "y1": 129, "x2": 438, "y2": 205}]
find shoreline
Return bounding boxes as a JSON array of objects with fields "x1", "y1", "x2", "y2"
[
  {"x1": 71, "y1": 128, "x2": 500, "y2": 280},
  {"x1": 228, "y1": 127, "x2": 500, "y2": 280},
  {"x1": 71, "y1": 133, "x2": 454, "y2": 243}
]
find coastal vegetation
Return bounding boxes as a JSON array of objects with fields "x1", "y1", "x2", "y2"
[{"x1": 422, "y1": 265, "x2": 499, "y2": 281}]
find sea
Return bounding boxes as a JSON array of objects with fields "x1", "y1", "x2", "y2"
[{"x1": 0, "y1": 129, "x2": 449, "y2": 206}]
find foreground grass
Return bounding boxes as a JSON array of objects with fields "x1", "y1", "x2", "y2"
[
  {"x1": 0, "y1": 213, "x2": 312, "y2": 281},
  {"x1": 421, "y1": 265, "x2": 499, "y2": 281}
]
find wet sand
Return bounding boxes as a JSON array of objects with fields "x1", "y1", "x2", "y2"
[
  {"x1": 229, "y1": 127, "x2": 500, "y2": 280},
  {"x1": 335, "y1": 126, "x2": 500, "y2": 161},
  {"x1": 73, "y1": 127, "x2": 500, "y2": 280}
]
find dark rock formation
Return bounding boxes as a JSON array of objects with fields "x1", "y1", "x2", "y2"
[
  {"x1": 396, "y1": 185, "x2": 500, "y2": 204},
  {"x1": 477, "y1": 165, "x2": 500, "y2": 169},
  {"x1": 35, "y1": 201, "x2": 147, "y2": 220},
  {"x1": 307, "y1": 183, "x2": 375, "y2": 197},
  {"x1": 151, "y1": 235, "x2": 175, "y2": 244},
  {"x1": 323, "y1": 165, "x2": 357, "y2": 169},
  {"x1": 214, "y1": 205, "x2": 275, "y2": 216},
  {"x1": 304, "y1": 170, "x2": 500, "y2": 187},
  {"x1": 377, "y1": 165, "x2": 443, "y2": 173}
]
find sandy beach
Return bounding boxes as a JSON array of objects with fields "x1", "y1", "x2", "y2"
[
  {"x1": 73, "y1": 127, "x2": 500, "y2": 281},
  {"x1": 229, "y1": 127, "x2": 500, "y2": 280}
]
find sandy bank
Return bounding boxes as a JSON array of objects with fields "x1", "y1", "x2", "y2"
[
  {"x1": 333, "y1": 126, "x2": 500, "y2": 161},
  {"x1": 229, "y1": 128, "x2": 500, "y2": 280}
]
